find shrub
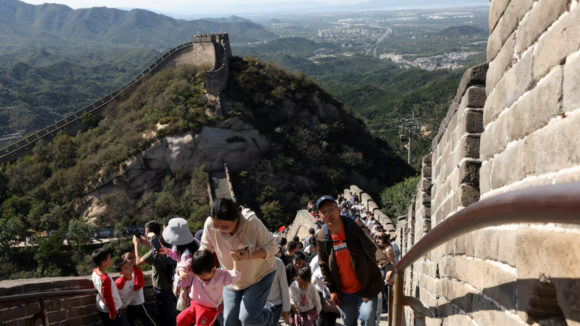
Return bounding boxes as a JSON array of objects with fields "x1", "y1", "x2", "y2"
[{"x1": 380, "y1": 175, "x2": 420, "y2": 221}]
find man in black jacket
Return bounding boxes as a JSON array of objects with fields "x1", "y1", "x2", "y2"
[{"x1": 315, "y1": 196, "x2": 391, "y2": 326}]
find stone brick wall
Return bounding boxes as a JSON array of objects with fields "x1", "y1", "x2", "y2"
[
  {"x1": 287, "y1": 210, "x2": 317, "y2": 241},
  {"x1": 0, "y1": 272, "x2": 156, "y2": 326},
  {"x1": 397, "y1": 1, "x2": 580, "y2": 325}
]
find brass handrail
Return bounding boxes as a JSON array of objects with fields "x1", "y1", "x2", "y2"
[{"x1": 389, "y1": 182, "x2": 580, "y2": 326}]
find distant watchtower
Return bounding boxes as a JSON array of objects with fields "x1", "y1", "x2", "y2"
[{"x1": 193, "y1": 33, "x2": 232, "y2": 97}]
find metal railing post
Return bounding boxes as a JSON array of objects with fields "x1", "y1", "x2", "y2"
[
  {"x1": 392, "y1": 271, "x2": 405, "y2": 326},
  {"x1": 29, "y1": 297, "x2": 48, "y2": 326},
  {"x1": 387, "y1": 284, "x2": 394, "y2": 326}
]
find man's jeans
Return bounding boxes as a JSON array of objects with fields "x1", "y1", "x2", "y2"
[
  {"x1": 340, "y1": 292, "x2": 378, "y2": 326},
  {"x1": 270, "y1": 304, "x2": 283, "y2": 325},
  {"x1": 223, "y1": 270, "x2": 276, "y2": 326}
]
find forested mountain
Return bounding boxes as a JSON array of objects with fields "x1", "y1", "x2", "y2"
[
  {"x1": 0, "y1": 48, "x2": 159, "y2": 138},
  {"x1": 0, "y1": 0, "x2": 278, "y2": 48},
  {"x1": 235, "y1": 38, "x2": 485, "y2": 167},
  {"x1": 0, "y1": 60, "x2": 414, "y2": 279}
]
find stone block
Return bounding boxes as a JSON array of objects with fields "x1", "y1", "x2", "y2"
[
  {"x1": 480, "y1": 111, "x2": 509, "y2": 161},
  {"x1": 489, "y1": 0, "x2": 512, "y2": 32},
  {"x1": 483, "y1": 48, "x2": 534, "y2": 126},
  {"x1": 533, "y1": 3, "x2": 580, "y2": 81},
  {"x1": 507, "y1": 66, "x2": 563, "y2": 143},
  {"x1": 420, "y1": 177, "x2": 432, "y2": 193},
  {"x1": 479, "y1": 161, "x2": 492, "y2": 195},
  {"x1": 458, "y1": 134, "x2": 480, "y2": 160},
  {"x1": 464, "y1": 86, "x2": 487, "y2": 108},
  {"x1": 423, "y1": 153, "x2": 433, "y2": 165},
  {"x1": 490, "y1": 139, "x2": 525, "y2": 190},
  {"x1": 474, "y1": 228, "x2": 517, "y2": 267},
  {"x1": 487, "y1": 0, "x2": 534, "y2": 61},
  {"x1": 459, "y1": 159, "x2": 482, "y2": 186},
  {"x1": 515, "y1": 228, "x2": 580, "y2": 324},
  {"x1": 454, "y1": 63, "x2": 489, "y2": 105},
  {"x1": 564, "y1": 51, "x2": 580, "y2": 112},
  {"x1": 1, "y1": 307, "x2": 26, "y2": 320},
  {"x1": 516, "y1": 0, "x2": 572, "y2": 56},
  {"x1": 442, "y1": 197, "x2": 452, "y2": 219},
  {"x1": 463, "y1": 110, "x2": 484, "y2": 134},
  {"x1": 456, "y1": 184, "x2": 480, "y2": 209},
  {"x1": 524, "y1": 110, "x2": 580, "y2": 176},
  {"x1": 487, "y1": 33, "x2": 515, "y2": 95},
  {"x1": 48, "y1": 310, "x2": 67, "y2": 322}
]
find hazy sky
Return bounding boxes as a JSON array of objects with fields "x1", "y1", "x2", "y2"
[
  {"x1": 21, "y1": 0, "x2": 486, "y2": 12},
  {"x1": 21, "y1": 0, "x2": 355, "y2": 10}
]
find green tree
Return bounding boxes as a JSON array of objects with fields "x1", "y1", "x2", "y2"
[
  {"x1": 380, "y1": 175, "x2": 420, "y2": 222},
  {"x1": 68, "y1": 219, "x2": 94, "y2": 251},
  {"x1": 260, "y1": 200, "x2": 284, "y2": 230},
  {"x1": 257, "y1": 185, "x2": 279, "y2": 204},
  {"x1": 34, "y1": 223, "x2": 74, "y2": 277},
  {"x1": 0, "y1": 216, "x2": 26, "y2": 253}
]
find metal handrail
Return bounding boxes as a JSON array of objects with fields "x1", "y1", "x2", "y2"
[{"x1": 389, "y1": 182, "x2": 580, "y2": 326}]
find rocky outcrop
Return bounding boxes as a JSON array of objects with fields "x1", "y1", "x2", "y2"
[{"x1": 85, "y1": 117, "x2": 269, "y2": 207}]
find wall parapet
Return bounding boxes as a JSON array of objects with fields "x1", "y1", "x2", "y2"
[
  {"x1": 397, "y1": 1, "x2": 580, "y2": 325},
  {"x1": 0, "y1": 271, "x2": 155, "y2": 326}
]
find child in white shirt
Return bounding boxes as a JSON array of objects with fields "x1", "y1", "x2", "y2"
[
  {"x1": 289, "y1": 268, "x2": 321, "y2": 326},
  {"x1": 91, "y1": 248, "x2": 123, "y2": 326}
]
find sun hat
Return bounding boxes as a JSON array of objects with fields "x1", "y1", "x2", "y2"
[{"x1": 162, "y1": 217, "x2": 194, "y2": 246}]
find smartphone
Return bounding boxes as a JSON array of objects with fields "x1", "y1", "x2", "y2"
[
  {"x1": 134, "y1": 230, "x2": 141, "y2": 239},
  {"x1": 151, "y1": 236, "x2": 162, "y2": 252}
]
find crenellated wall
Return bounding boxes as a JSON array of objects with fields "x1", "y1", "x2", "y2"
[
  {"x1": 194, "y1": 33, "x2": 232, "y2": 97},
  {"x1": 397, "y1": 1, "x2": 580, "y2": 325},
  {"x1": 0, "y1": 272, "x2": 156, "y2": 326},
  {"x1": 0, "y1": 33, "x2": 233, "y2": 164}
]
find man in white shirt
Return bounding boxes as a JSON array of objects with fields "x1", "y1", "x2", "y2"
[{"x1": 267, "y1": 258, "x2": 291, "y2": 325}]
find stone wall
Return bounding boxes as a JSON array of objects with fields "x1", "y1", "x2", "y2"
[
  {"x1": 0, "y1": 272, "x2": 156, "y2": 326},
  {"x1": 397, "y1": 1, "x2": 580, "y2": 325},
  {"x1": 194, "y1": 33, "x2": 232, "y2": 97},
  {"x1": 287, "y1": 210, "x2": 317, "y2": 241}
]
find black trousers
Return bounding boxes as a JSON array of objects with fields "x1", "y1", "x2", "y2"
[
  {"x1": 99, "y1": 310, "x2": 129, "y2": 326},
  {"x1": 316, "y1": 292, "x2": 338, "y2": 326},
  {"x1": 128, "y1": 304, "x2": 157, "y2": 326},
  {"x1": 153, "y1": 287, "x2": 176, "y2": 326}
]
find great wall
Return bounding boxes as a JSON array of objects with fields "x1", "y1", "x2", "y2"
[
  {"x1": 2, "y1": 0, "x2": 580, "y2": 324},
  {"x1": 0, "y1": 33, "x2": 232, "y2": 164}
]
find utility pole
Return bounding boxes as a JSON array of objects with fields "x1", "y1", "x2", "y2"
[{"x1": 399, "y1": 114, "x2": 421, "y2": 165}]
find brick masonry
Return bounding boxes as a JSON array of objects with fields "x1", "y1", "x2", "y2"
[
  {"x1": 396, "y1": 1, "x2": 580, "y2": 325},
  {"x1": 0, "y1": 272, "x2": 156, "y2": 326}
]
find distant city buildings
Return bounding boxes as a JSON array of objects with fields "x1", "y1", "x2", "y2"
[
  {"x1": 317, "y1": 26, "x2": 382, "y2": 40},
  {"x1": 380, "y1": 51, "x2": 478, "y2": 71}
]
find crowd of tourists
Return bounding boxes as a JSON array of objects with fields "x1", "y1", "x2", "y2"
[{"x1": 90, "y1": 195, "x2": 400, "y2": 326}]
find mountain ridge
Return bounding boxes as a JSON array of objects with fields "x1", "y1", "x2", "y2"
[{"x1": 0, "y1": 0, "x2": 278, "y2": 47}]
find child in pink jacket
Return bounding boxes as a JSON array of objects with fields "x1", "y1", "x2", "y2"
[
  {"x1": 177, "y1": 250, "x2": 241, "y2": 326},
  {"x1": 159, "y1": 217, "x2": 201, "y2": 310}
]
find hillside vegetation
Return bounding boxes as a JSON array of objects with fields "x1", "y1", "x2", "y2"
[
  {"x1": 0, "y1": 58, "x2": 414, "y2": 279},
  {"x1": 0, "y1": 48, "x2": 159, "y2": 141},
  {"x1": 235, "y1": 37, "x2": 484, "y2": 168}
]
